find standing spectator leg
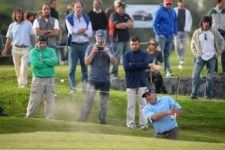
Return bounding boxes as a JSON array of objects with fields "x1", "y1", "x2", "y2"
[
  {"x1": 79, "y1": 83, "x2": 97, "y2": 122},
  {"x1": 191, "y1": 57, "x2": 205, "y2": 98},
  {"x1": 205, "y1": 58, "x2": 216, "y2": 99},
  {"x1": 44, "y1": 77, "x2": 55, "y2": 119},
  {"x1": 111, "y1": 42, "x2": 124, "y2": 77},
  {"x1": 68, "y1": 44, "x2": 79, "y2": 91},
  {"x1": 26, "y1": 77, "x2": 45, "y2": 117},
  {"x1": 98, "y1": 82, "x2": 110, "y2": 124},
  {"x1": 126, "y1": 88, "x2": 137, "y2": 128},
  {"x1": 137, "y1": 87, "x2": 147, "y2": 129}
]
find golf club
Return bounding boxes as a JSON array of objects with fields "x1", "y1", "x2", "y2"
[{"x1": 176, "y1": 64, "x2": 183, "y2": 101}]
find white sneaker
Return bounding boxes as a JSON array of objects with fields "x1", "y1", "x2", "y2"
[
  {"x1": 179, "y1": 60, "x2": 184, "y2": 65},
  {"x1": 70, "y1": 89, "x2": 76, "y2": 94},
  {"x1": 166, "y1": 71, "x2": 171, "y2": 77}
]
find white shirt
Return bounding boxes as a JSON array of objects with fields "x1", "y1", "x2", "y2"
[
  {"x1": 93, "y1": 8, "x2": 102, "y2": 14},
  {"x1": 65, "y1": 13, "x2": 93, "y2": 43},
  {"x1": 199, "y1": 30, "x2": 216, "y2": 61}
]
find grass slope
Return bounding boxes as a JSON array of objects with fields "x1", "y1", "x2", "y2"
[
  {"x1": 0, "y1": 131, "x2": 225, "y2": 150},
  {"x1": 0, "y1": 43, "x2": 225, "y2": 147}
]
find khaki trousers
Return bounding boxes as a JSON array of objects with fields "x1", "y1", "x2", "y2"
[
  {"x1": 12, "y1": 46, "x2": 29, "y2": 87},
  {"x1": 26, "y1": 77, "x2": 55, "y2": 119},
  {"x1": 126, "y1": 87, "x2": 148, "y2": 128}
]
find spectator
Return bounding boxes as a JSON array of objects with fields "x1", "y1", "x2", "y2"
[
  {"x1": 26, "y1": 35, "x2": 58, "y2": 119},
  {"x1": 174, "y1": 0, "x2": 192, "y2": 65},
  {"x1": 146, "y1": 38, "x2": 167, "y2": 94},
  {"x1": 110, "y1": 0, "x2": 133, "y2": 78},
  {"x1": 78, "y1": 30, "x2": 116, "y2": 124},
  {"x1": 0, "y1": 30, "x2": 3, "y2": 49},
  {"x1": 123, "y1": 36, "x2": 149, "y2": 130},
  {"x1": 88, "y1": 0, "x2": 108, "y2": 43},
  {"x1": 65, "y1": 0, "x2": 93, "y2": 93},
  {"x1": 142, "y1": 88, "x2": 182, "y2": 140},
  {"x1": 33, "y1": 3, "x2": 60, "y2": 50},
  {"x1": 190, "y1": 16, "x2": 224, "y2": 100},
  {"x1": 49, "y1": 0, "x2": 66, "y2": 65},
  {"x1": 49, "y1": 0, "x2": 59, "y2": 19},
  {"x1": 105, "y1": 1, "x2": 116, "y2": 20},
  {"x1": 65, "y1": 3, "x2": 74, "y2": 16},
  {"x1": 153, "y1": 0, "x2": 177, "y2": 77},
  {"x1": 25, "y1": 11, "x2": 35, "y2": 23},
  {"x1": 2, "y1": 8, "x2": 35, "y2": 88},
  {"x1": 105, "y1": 0, "x2": 116, "y2": 44},
  {"x1": 208, "y1": 0, "x2": 225, "y2": 75}
]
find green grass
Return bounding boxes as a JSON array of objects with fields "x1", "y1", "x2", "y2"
[
  {"x1": 0, "y1": 45, "x2": 225, "y2": 149},
  {"x1": 0, "y1": 131, "x2": 225, "y2": 150}
]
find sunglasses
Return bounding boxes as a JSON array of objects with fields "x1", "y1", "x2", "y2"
[
  {"x1": 204, "y1": 33, "x2": 207, "y2": 41},
  {"x1": 149, "y1": 43, "x2": 156, "y2": 46},
  {"x1": 166, "y1": 3, "x2": 172, "y2": 6}
]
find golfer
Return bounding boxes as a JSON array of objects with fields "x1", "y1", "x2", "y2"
[{"x1": 142, "y1": 89, "x2": 182, "y2": 140}]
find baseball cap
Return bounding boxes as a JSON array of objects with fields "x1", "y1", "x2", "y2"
[
  {"x1": 164, "y1": 0, "x2": 173, "y2": 4},
  {"x1": 142, "y1": 88, "x2": 156, "y2": 98},
  {"x1": 95, "y1": 30, "x2": 106, "y2": 40},
  {"x1": 37, "y1": 35, "x2": 48, "y2": 41},
  {"x1": 114, "y1": 0, "x2": 126, "y2": 8}
]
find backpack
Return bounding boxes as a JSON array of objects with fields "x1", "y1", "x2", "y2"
[
  {"x1": 108, "y1": 17, "x2": 116, "y2": 38},
  {"x1": 65, "y1": 13, "x2": 90, "y2": 46}
]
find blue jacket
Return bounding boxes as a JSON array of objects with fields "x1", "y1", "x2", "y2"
[
  {"x1": 123, "y1": 49, "x2": 149, "y2": 88},
  {"x1": 153, "y1": 4, "x2": 177, "y2": 38}
]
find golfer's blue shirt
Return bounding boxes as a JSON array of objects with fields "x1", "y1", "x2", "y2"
[{"x1": 143, "y1": 96, "x2": 182, "y2": 133}]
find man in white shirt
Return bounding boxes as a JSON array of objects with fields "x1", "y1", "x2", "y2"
[
  {"x1": 190, "y1": 16, "x2": 224, "y2": 100},
  {"x1": 174, "y1": 0, "x2": 192, "y2": 65}
]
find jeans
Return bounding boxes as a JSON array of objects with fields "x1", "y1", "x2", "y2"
[
  {"x1": 221, "y1": 34, "x2": 225, "y2": 73},
  {"x1": 174, "y1": 32, "x2": 187, "y2": 61},
  {"x1": 222, "y1": 50, "x2": 225, "y2": 73},
  {"x1": 56, "y1": 45, "x2": 67, "y2": 64},
  {"x1": 191, "y1": 56, "x2": 216, "y2": 98},
  {"x1": 111, "y1": 41, "x2": 128, "y2": 76},
  {"x1": 157, "y1": 36, "x2": 174, "y2": 72},
  {"x1": 79, "y1": 81, "x2": 110, "y2": 122},
  {"x1": 68, "y1": 43, "x2": 88, "y2": 90}
]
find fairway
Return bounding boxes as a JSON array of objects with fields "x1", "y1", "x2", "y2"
[{"x1": 0, "y1": 132, "x2": 225, "y2": 150}]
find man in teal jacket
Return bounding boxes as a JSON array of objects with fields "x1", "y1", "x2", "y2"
[
  {"x1": 207, "y1": 0, "x2": 225, "y2": 75},
  {"x1": 26, "y1": 35, "x2": 58, "y2": 119}
]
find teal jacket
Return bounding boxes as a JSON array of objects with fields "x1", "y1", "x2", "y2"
[
  {"x1": 208, "y1": 8, "x2": 225, "y2": 34},
  {"x1": 30, "y1": 46, "x2": 58, "y2": 78}
]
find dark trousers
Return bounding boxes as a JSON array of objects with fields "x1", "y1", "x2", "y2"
[
  {"x1": 79, "y1": 81, "x2": 110, "y2": 123},
  {"x1": 155, "y1": 127, "x2": 178, "y2": 140}
]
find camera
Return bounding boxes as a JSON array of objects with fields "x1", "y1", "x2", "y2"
[{"x1": 97, "y1": 45, "x2": 105, "y2": 51}]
